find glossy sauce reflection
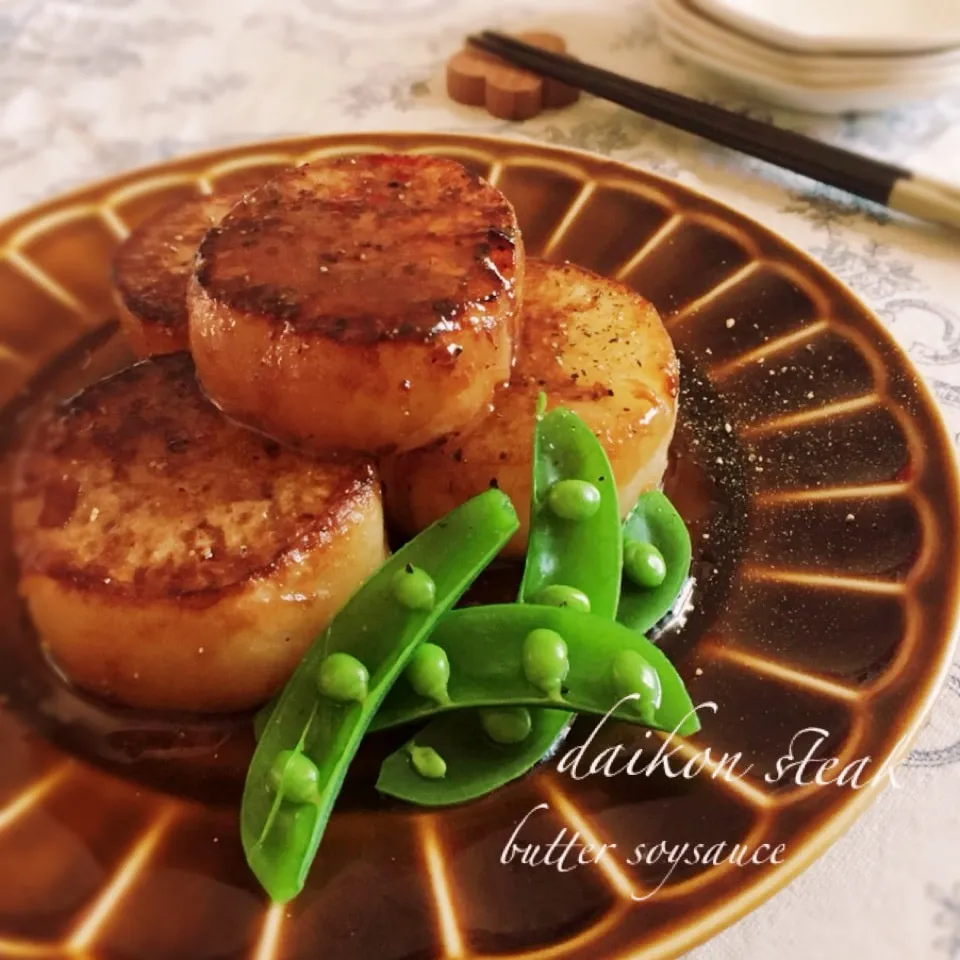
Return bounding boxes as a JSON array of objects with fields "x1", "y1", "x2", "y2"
[{"x1": 0, "y1": 331, "x2": 745, "y2": 808}]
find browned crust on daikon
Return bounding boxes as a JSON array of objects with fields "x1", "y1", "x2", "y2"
[
  {"x1": 382, "y1": 258, "x2": 679, "y2": 555},
  {"x1": 12, "y1": 354, "x2": 379, "y2": 607},
  {"x1": 11, "y1": 354, "x2": 388, "y2": 710},
  {"x1": 192, "y1": 155, "x2": 520, "y2": 343},
  {"x1": 111, "y1": 191, "x2": 246, "y2": 355},
  {"x1": 188, "y1": 154, "x2": 523, "y2": 456}
]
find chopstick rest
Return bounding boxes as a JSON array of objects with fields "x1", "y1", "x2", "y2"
[{"x1": 447, "y1": 31, "x2": 579, "y2": 120}]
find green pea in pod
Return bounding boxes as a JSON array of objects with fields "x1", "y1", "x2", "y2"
[{"x1": 617, "y1": 491, "x2": 692, "y2": 635}]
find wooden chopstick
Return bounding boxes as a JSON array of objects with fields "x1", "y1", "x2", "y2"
[{"x1": 469, "y1": 31, "x2": 960, "y2": 231}]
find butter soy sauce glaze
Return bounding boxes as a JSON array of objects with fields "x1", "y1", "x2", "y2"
[{"x1": 0, "y1": 332, "x2": 746, "y2": 808}]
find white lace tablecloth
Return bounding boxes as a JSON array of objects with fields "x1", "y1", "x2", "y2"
[{"x1": 1, "y1": 1, "x2": 958, "y2": 957}]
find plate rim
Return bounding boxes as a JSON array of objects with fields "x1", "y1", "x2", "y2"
[{"x1": 689, "y1": 0, "x2": 960, "y2": 54}]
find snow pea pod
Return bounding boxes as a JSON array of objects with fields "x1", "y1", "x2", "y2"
[
  {"x1": 518, "y1": 404, "x2": 623, "y2": 616},
  {"x1": 377, "y1": 403, "x2": 623, "y2": 806},
  {"x1": 370, "y1": 604, "x2": 700, "y2": 735},
  {"x1": 376, "y1": 708, "x2": 570, "y2": 806},
  {"x1": 241, "y1": 488, "x2": 518, "y2": 903},
  {"x1": 617, "y1": 491, "x2": 692, "y2": 635}
]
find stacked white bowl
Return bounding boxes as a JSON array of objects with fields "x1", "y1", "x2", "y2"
[{"x1": 653, "y1": 0, "x2": 960, "y2": 113}]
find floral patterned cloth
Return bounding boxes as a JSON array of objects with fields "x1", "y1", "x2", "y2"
[{"x1": 1, "y1": 0, "x2": 958, "y2": 956}]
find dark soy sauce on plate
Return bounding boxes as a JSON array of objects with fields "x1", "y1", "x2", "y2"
[{"x1": 0, "y1": 331, "x2": 747, "y2": 807}]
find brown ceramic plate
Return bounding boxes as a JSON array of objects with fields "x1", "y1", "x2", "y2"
[{"x1": 0, "y1": 133, "x2": 957, "y2": 960}]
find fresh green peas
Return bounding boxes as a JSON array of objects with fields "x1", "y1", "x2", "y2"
[
  {"x1": 531, "y1": 584, "x2": 591, "y2": 613},
  {"x1": 392, "y1": 563, "x2": 437, "y2": 611},
  {"x1": 377, "y1": 405, "x2": 626, "y2": 809},
  {"x1": 317, "y1": 652, "x2": 369, "y2": 704},
  {"x1": 480, "y1": 707, "x2": 533, "y2": 744},
  {"x1": 372, "y1": 604, "x2": 700, "y2": 737},
  {"x1": 520, "y1": 406, "x2": 622, "y2": 619},
  {"x1": 546, "y1": 479, "x2": 602, "y2": 521},
  {"x1": 522, "y1": 628, "x2": 569, "y2": 698},
  {"x1": 611, "y1": 648, "x2": 661, "y2": 724},
  {"x1": 269, "y1": 750, "x2": 320, "y2": 805},
  {"x1": 624, "y1": 540, "x2": 667, "y2": 589},
  {"x1": 409, "y1": 745, "x2": 447, "y2": 779},
  {"x1": 405, "y1": 643, "x2": 451, "y2": 705},
  {"x1": 617, "y1": 492, "x2": 692, "y2": 635},
  {"x1": 242, "y1": 488, "x2": 519, "y2": 904}
]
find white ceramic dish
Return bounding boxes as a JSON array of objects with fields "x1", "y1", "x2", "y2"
[
  {"x1": 692, "y1": 0, "x2": 960, "y2": 54},
  {"x1": 658, "y1": 23, "x2": 954, "y2": 112},
  {"x1": 659, "y1": 0, "x2": 960, "y2": 82}
]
